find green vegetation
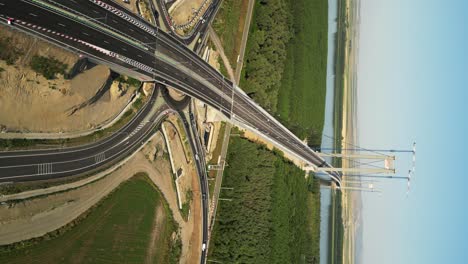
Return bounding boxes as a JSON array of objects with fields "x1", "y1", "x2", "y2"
[
  {"x1": 30, "y1": 55, "x2": 68, "y2": 79},
  {"x1": 328, "y1": 1, "x2": 347, "y2": 263},
  {"x1": 332, "y1": 0, "x2": 348, "y2": 156},
  {"x1": 0, "y1": 174, "x2": 181, "y2": 264},
  {"x1": 277, "y1": 0, "x2": 328, "y2": 145},
  {"x1": 132, "y1": 97, "x2": 143, "y2": 109},
  {"x1": 175, "y1": 118, "x2": 192, "y2": 158},
  {"x1": 0, "y1": 37, "x2": 22, "y2": 65},
  {"x1": 0, "y1": 67, "x2": 5, "y2": 73},
  {"x1": 240, "y1": 0, "x2": 292, "y2": 112},
  {"x1": 116, "y1": 75, "x2": 142, "y2": 87},
  {"x1": 209, "y1": 137, "x2": 320, "y2": 263},
  {"x1": 208, "y1": 122, "x2": 226, "y2": 165},
  {"x1": 212, "y1": 0, "x2": 249, "y2": 69},
  {"x1": 217, "y1": 55, "x2": 229, "y2": 78},
  {"x1": 240, "y1": 0, "x2": 328, "y2": 143},
  {"x1": 329, "y1": 190, "x2": 344, "y2": 264},
  {"x1": 181, "y1": 189, "x2": 193, "y2": 221}
]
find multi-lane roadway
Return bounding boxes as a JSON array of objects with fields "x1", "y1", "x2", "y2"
[
  {"x1": 0, "y1": 0, "x2": 341, "y2": 184},
  {"x1": 0, "y1": 0, "x2": 341, "y2": 262},
  {"x1": 0, "y1": 87, "x2": 171, "y2": 182}
]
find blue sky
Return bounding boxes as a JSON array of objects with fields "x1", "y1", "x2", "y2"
[{"x1": 357, "y1": 0, "x2": 468, "y2": 263}]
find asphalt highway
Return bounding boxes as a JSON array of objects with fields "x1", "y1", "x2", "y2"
[
  {"x1": 153, "y1": 0, "x2": 222, "y2": 45},
  {"x1": 0, "y1": 0, "x2": 341, "y2": 184},
  {"x1": 0, "y1": 87, "x2": 171, "y2": 182},
  {"x1": 0, "y1": 1, "x2": 339, "y2": 263},
  {"x1": 160, "y1": 88, "x2": 209, "y2": 263}
]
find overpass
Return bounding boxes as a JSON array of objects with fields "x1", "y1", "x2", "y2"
[{"x1": 0, "y1": 0, "x2": 341, "y2": 184}]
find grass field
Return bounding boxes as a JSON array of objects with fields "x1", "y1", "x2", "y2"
[
  {"x1": 0, "y1": 174, "x2": 181, "y2": 264},
  {"x1": 212, "y1": 0, "x2": 249, "y2": 70},
  {"x1": 329, "y1": 0, "x2": 347, "y2": 262},
  {"x1": 208, "y1": 137, "x2": 321, "y2": 263},
  {"x1": 238, "y1": 0, "x2": 328, "y2": 143},
  {"x1": 329, "y1": 190, "x2": 344, "y2": 264},
  {"x1": 208, "y1": 122, "x2": 226, "y2": 165},
  {"x1": 276, "y1": 0, "x2": 328, "y2": 144},
  {"x1": 332, "y1": 0, "x2": 347, "y2": 159}
]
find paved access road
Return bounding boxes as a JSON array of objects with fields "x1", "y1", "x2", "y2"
[
  {"x1": 0, "y1": 87, "x2": 171, "y2": 183},
  {"x1": 0, "y1": 0, "x2": 340, "y2": 184}
]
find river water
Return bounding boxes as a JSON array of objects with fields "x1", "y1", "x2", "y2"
[{"x1": 319, "y1": 0, "x2": 338, "y2": 262}]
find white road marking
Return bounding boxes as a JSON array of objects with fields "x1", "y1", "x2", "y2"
[
  {"x1": 58, "y1": 23, "x2": 66, "y2": 27},
  {"x1": 29, "y1": 13, "x2": 37, "y2": 17},
  {"x1": 82, "y1": 32, "x2": 90, "y2": 36},
  {"x1": 37, "y1": 163, "x2": 53, "y2": 175},
  {"x1": 94, "y1": 152, "x2": 106, "y2": 163}
]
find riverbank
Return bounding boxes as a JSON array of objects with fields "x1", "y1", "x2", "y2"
[{"x1": 340, "y1": 0, "x2": 361, "y2": 263}]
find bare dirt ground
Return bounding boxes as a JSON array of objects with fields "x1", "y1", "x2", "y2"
[
  {"x1": 164, "y1": 120, "x2": 198, "y2": 214},
  {"x1": 0, "y1": 25, "x2": 135, "y2": 133},
  {"x1": 170, "y1": 0, "x2": 212, "y2": 35},
  {"x1": 117, "y1": 0, "x2": 139, "y2": 15},
  {"x1": 116, "y1": 0, "x2": 155, "y2": 25},
  {"x1": 0, "y1": 132, "x2": 201, "y2": 264},
  {"x1": 208, "y1": 47, "x2": 220, "y2": 71},
  {"x1": 168, "y1": 87, "x2": 187, "y2": 101},
  {"x1": 170, "y1": 0, "x2": 204, "y2": 24}
]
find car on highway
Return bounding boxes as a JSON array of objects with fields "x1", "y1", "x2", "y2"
[{"x1": 202, "y1": 243, "x2": 206, "y2": 251}]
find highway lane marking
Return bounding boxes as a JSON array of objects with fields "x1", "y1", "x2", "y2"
[
  {"x1": 0, "y1": 109, "x2": 163, "y2": 169},
  {"x1": 0, "y1": 111, "x2": 172, "y2": 180},
  {"x1": 37, "y1": 163, "x2": 53, "y2": 175},
  {"x1": 0, "y1": 90, "x2": 156, "y2": 159},
  {"x1": 94, "y1": 152, "x2": 106, "y2": 163},
  {"x1": 8, "y1": 9, "x2": 318, "y2": 178},
  {"x1": 29, "y1": 13, "x2": 38, "y2": 17},
  {"x1": 82, "y1": 32, "x2": 90, "y2": 36},
  {"x1": 0, "y1": 3, "x2": 5, "y2": 6},
  {"x1": 57, "y1": 23, "x2": 66, "y2": 27},
  {"x1": 104, "y1": 40, "x2": 109, "y2": 44}
]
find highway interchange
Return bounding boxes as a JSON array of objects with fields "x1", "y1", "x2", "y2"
[{"x1": 0, "y1": 0, "x2": 341, "y2": 262}]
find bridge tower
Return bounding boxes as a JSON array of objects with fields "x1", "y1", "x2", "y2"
[{"x1": 313, "y1": 142, "x2": 416, "y2": 193}]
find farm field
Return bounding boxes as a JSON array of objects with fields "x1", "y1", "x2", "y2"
[
  {"x1": 0, "y1": 174, "x2": 181, "y2": 264},
  {"x1": 277, "y1": 0, "x2": 328, "y2": 145},
  {"x1": 240, "y1": 0, "x2": 328, "y2": 143}
]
